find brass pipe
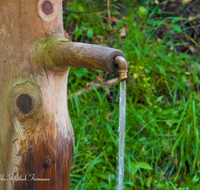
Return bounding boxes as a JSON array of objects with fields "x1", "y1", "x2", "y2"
[
  {"x1": 42, "y1": 35, "x2": 128, "y2": 80},
  {"x1": 44, "y1": 35, "x2": 124, "y2": 73},
  {"x1": 114, "y1": 56, "x2": 128, "y2": 81}
]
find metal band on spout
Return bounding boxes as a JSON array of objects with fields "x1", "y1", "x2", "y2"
[{"x1": 114, "y1": 56, "x2": 128, "y2": 81}]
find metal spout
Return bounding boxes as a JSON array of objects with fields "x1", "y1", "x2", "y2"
[
  {"x1": 41, "y1": 35, "x2": 128, "y2": 80},
  {"x1": 114, "y1": 56, "x2": 128, "y2": 81}
]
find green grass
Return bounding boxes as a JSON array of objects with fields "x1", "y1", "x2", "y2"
[{"x1": 64, "y1": 0, "x2": 200, "y2": 189}]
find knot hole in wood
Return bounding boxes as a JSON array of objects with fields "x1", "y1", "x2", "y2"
[
  {"x1": 17, "y1": 94, "x2": 32, "y2": 114},
  {"x1": 42, "y1": 1, "x2": 54, "y2": 15}
]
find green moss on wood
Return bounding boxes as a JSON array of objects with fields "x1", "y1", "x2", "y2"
[{"x1": 35, "y1": 34, "x2": 70, "y2": 69}]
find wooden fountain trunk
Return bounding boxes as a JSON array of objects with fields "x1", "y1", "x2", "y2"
[
  {"x1": 0, "y1": 0, "x2": 126, "y2": 189},
  {"x1": 0, "y1": 0, "x2": 74, "y2": 189}
]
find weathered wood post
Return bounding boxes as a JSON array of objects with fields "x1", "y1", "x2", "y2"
[{"x1": 0, "y1": 0, "x2": 128, "y2": 189}]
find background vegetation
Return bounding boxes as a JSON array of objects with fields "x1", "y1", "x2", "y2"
[{"x1": 63, "y1": 0, "x2": 200, "y2": 189}]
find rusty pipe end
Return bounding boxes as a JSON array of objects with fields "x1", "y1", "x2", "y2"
[{"x1": 114, "y1": 56, "x2": 128, "y2": 81}]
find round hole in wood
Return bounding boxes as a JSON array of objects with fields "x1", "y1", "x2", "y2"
[
  {"x1": 42, "y1": 1, "x2": 54, "y2": 15},
  {"x1": 17, "y1": 94, "x2": 32, "y2": 114}
]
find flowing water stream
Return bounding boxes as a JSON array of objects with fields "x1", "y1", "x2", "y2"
[{"x1": 118, "y1": 80, "x2": 126, "y2": 190}]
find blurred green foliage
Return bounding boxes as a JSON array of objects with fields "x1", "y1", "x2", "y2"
[{"x1": 64, "y1": 0, "x2": 200, "y2": 189}]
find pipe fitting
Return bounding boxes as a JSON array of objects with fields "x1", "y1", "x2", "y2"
[{"x1": 114, "y1": 56, "x2": 128, "y2": 81}]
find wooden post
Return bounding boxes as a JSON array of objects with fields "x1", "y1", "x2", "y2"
[
  {"x1": 0, "y1": 1, "x2": 73, "y2": 189},
  {"x1": 0, "y1": 0, "x2": 126, "y2": 189}
]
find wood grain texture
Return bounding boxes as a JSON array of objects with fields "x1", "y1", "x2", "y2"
[
  {"x1": 0, "y1": 0, "x2": 122, "y2": 189},
  {"x1": 0, "y1": 0, "x2": 73, "y2": 189}
]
